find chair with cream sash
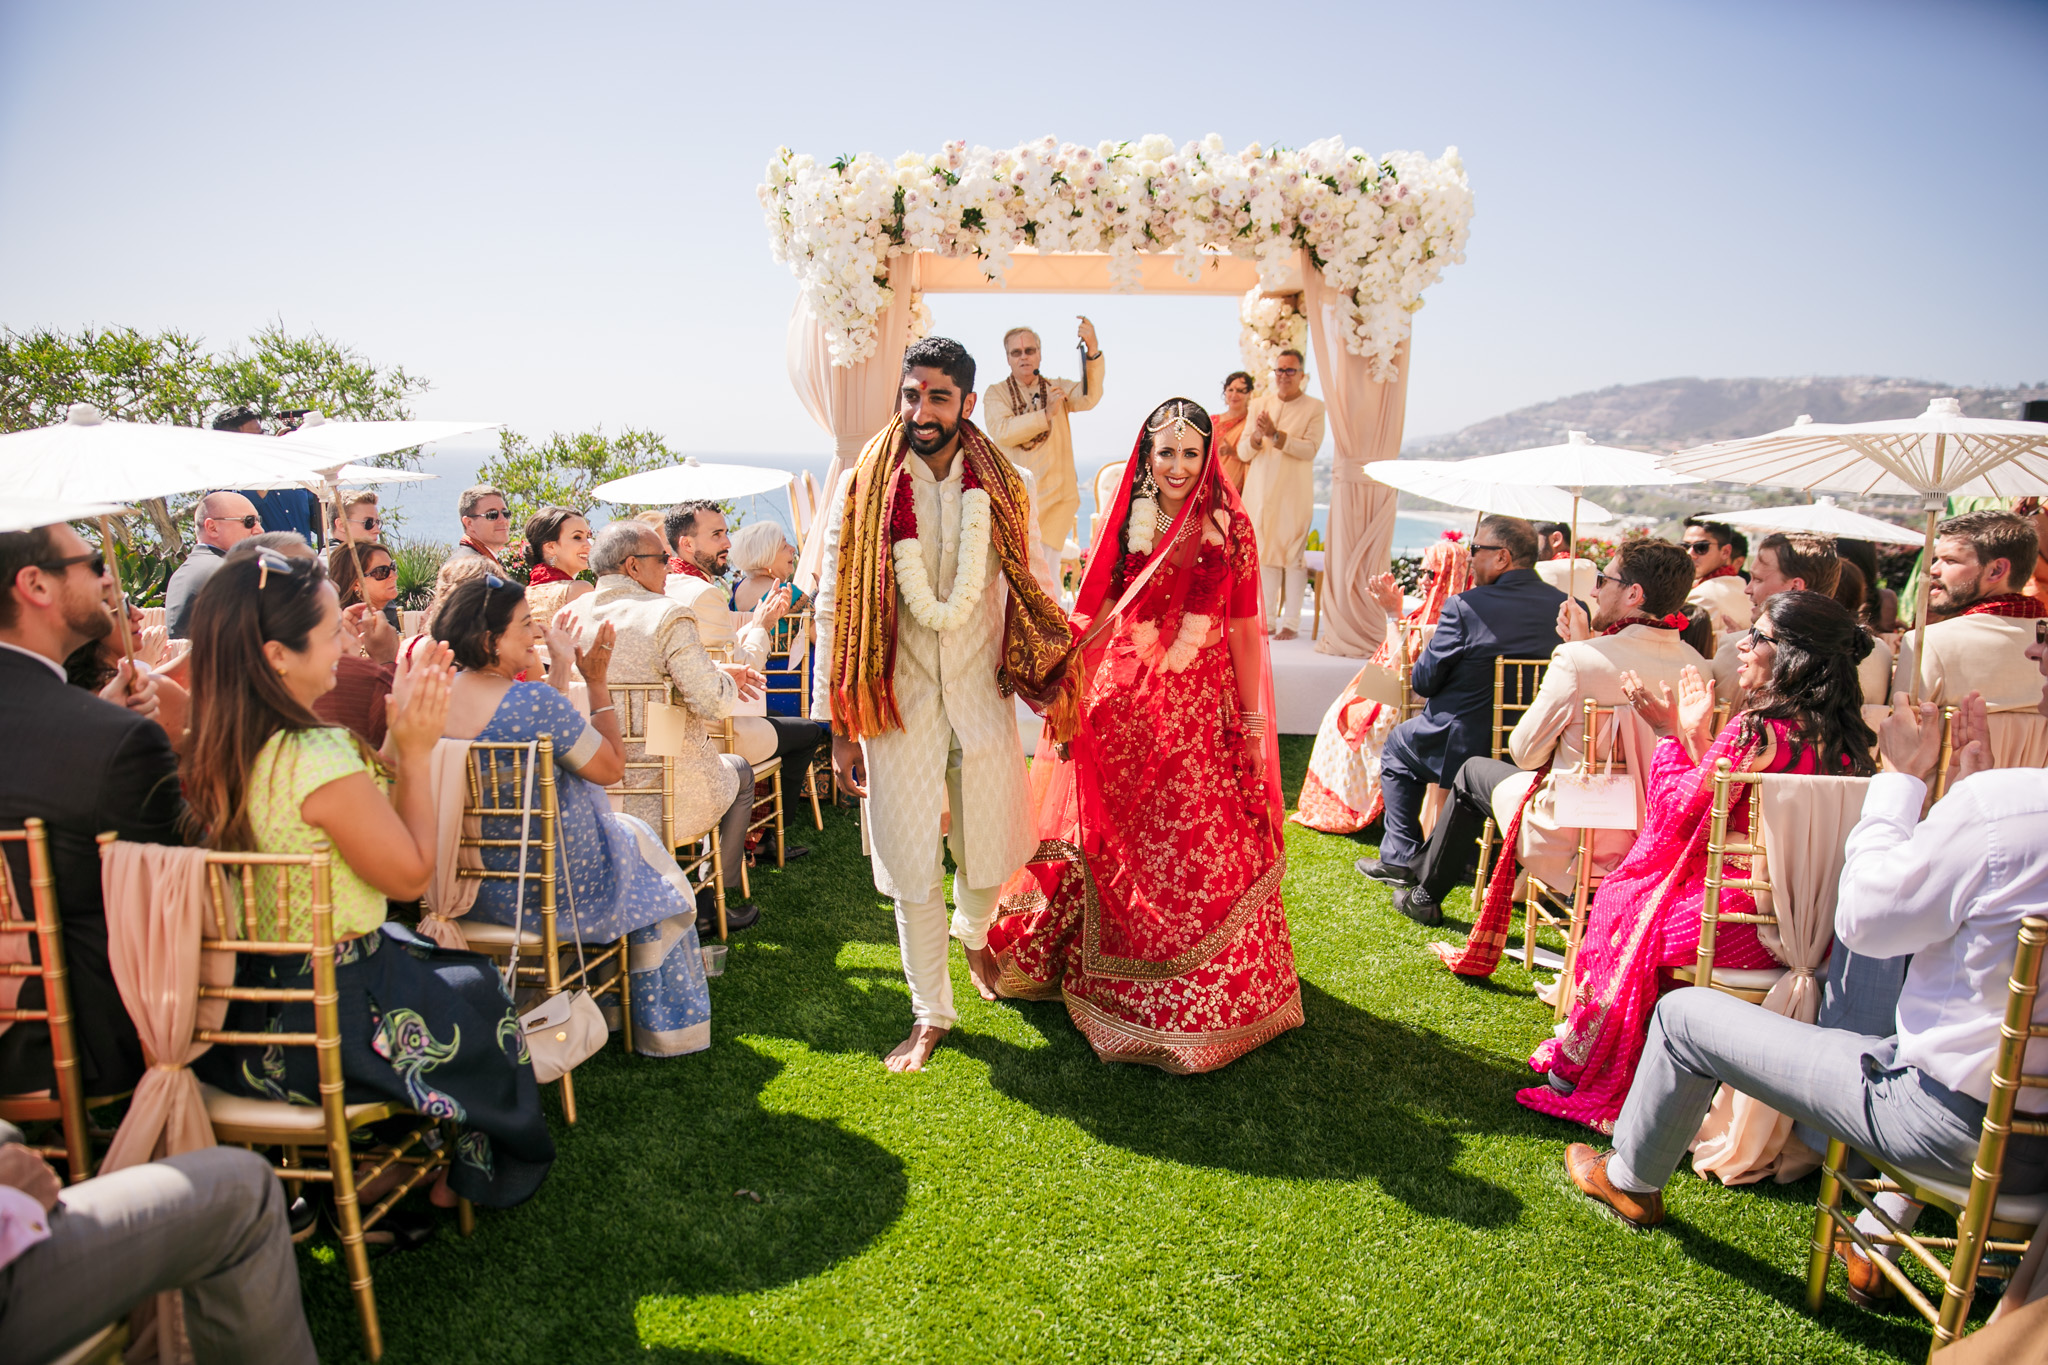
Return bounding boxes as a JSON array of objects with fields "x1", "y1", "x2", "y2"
[
  {"x1": 1806, "y1": 916, "x2": 2046, "y2": 1360},
  {"x1": 454, "y1": 736, "x2": 630, "y2": 1124},
  {"x1": 97, "y1": 835, "x2": 467, "y2": 1363},
  {"x1": 1465, "y1": 656, "x2": 1551, "y2": 923},
  {"x1": 0, "y1": 819, "x2": 94, "y2": 1181},
  {"x1": 605, "y1": 682, "x2": 731, "y2": 943}
]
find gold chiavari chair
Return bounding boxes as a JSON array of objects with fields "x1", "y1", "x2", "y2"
[
  {"x1": 1519, "y1": 699, "x2": 1627, "y2": 1013},
  {"x1": 1932, "y1": 702, "x2": 2048, "y2": 802},
  {"x1": 455, "y1": 737, "x2": 629, "y2": 1124},
  {"x1": 1807, "y1": 915, "x2": 2047, "y2": 1360},
  {"x1": 1669, "y1": 758, "x2": 1785, "y2": 1005},
  {"x1": 705, "y1": 645, "x2": 787, "y2": 901},
  {"x1": 0, "y1": 819, "x2": 92, "y2": 1181},
  {"x1": 764, "y1": 609, "x2": 825, "y2": 831},
  {"x1": 154, "y1": 840, "x2": 468, "y2": 1363},
  {"x1": 606, "y1": 681, "x2": 729, "y2": 942},
  {"x1": 1466, "y1": 656, "x2": 1551, "y2": 916}
]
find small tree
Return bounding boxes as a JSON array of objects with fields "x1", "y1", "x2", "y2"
[{"x1": 479, "y1": 426, "x2": 676, "y2": 527}]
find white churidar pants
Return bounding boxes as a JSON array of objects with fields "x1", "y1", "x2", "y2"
[
  {"x1": 891, "y1": 733, "x2": 1003, "y2": 1030},
  {"x1": 1262, "y1": 565, "x2": 1307, "y2": 633}
]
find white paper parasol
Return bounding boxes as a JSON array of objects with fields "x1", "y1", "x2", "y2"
[
  {"x1": 1365, "y1": 460, "x2": 1615, "y2": 523},
  {"x1": 0, "y1": 496, "x2": 129, "y2": 534},
  {"x1": 1445, "y1": 430, "x2": 1694, "y2": 562},
  {"x1": 279, "y1": 414, "x2": 503, "y2": 462},
  {"x1": 1663, "y1": 398, "x2": 2048, "y2": 696},
  {"x1": 0, "y1": 403, "x2": 336, "y2": 504},
  {"x1": 592, "y1": 458, "x2": 797, "y2": 504},
  {"x1": 1721, "y1": 497, "x2": 1926, "y2": 546}
]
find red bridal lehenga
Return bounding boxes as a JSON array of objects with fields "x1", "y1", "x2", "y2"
[{"x1": 985, "y1": 404, "x2": 1301, "y2": 1074}]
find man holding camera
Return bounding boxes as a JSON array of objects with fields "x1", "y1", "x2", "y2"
[{"x1": 981, "y1": 317, "x2": 1105, "y2": 568}]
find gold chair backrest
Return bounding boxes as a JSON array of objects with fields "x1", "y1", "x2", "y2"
[
  {"x1": 604, "y1": 683, "x2": 677, "y2": 850},
  {"x1": 1490, "y1": 657, "x2": 1550, "y2": 762},
  {"x1": 0, "y1": 819, "x2": 91, "y2": 1181},
  {"x1": 457, "y1": 738, "x2": 564, "y2": 968},
  {"x1": 1934, "y1": 703, "x2": 2048, "y2": 801},
  {"x1": 1694, "y1": 758, "x2": 1774, "y2": 991},
  {"x1": 763, "y1": 610, "x2": 813, "y2": 719}
]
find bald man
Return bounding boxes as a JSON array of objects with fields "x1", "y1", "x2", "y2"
[{"x1": 164, "y1": 491, "x2": 262, "y2": 638}]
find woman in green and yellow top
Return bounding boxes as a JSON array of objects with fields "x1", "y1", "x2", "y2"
[{"x1": 185, "y1": 546, "x2": 553, "y2": 1210}]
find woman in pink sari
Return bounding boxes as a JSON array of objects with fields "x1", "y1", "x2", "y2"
[
  {"x1": 1294, "y1": 532, "x2": 1470, "y2": 832},
  {"x1": 984, "y1": 397, "x2": 1299, "y2": 1074},
  {"x1": 1521, "y1": 590, "x2": 1877, "y2": 1132}
]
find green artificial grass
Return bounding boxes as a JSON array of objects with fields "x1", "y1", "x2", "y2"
[{"x1": 301, "y1": 738, "x2": 1941, "y2": 1363}]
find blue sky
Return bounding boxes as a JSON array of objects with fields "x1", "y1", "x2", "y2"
[{"x1": 3, "y1": 0, "x2": 2042, "y2": 467}]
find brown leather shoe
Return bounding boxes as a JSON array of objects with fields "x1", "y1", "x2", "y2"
[
  {"x1": 1834, "y1": 1239, "x2": 1897, "y2": 1307},
  {"x1": 1565, "y1": 1143, "x2": 1666, "y2": 1228}
]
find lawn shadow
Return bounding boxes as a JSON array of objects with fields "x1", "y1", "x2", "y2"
[{"x1": 949, "y1": 979, "x2": 1531, "y2": 1229}]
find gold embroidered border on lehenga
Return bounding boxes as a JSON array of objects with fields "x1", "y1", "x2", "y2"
[{"x1": 1063, "y1": 983, "x2": 1304, "y2": 1075}]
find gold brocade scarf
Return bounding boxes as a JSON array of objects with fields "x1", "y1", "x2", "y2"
[{"x1": 829, "y1": 415, "x2": 1080, "y2": 743}]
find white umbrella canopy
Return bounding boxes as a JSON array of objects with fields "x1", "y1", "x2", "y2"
[
  {"x1": 281, "y1": 413, "x2": 503, "y2": 464},
  {"x1": 0, "y1": 403, "x2": 336, "y2": 503},
  {"x1": 1452, "y1": 430, "x2": 1699, "y2": 492},
  {"x1": 0, "y1": 495, "x2": 128, "y2": 534},
  {"x1": 1365, "y1": 460, "x2": 1615, "y2": 524},
  {"x1": 1664, "y1": 398, "x2": 2048, "y2": 696},
  {"x1": 1722, "y1": 497, "x2": 1926, "y2": 547},
  {"x1": 592, "y1": 458, "x2": 797, "y2": 504},
  {"x1": 235, "y1": 463, "x2": 437, "y2": 491}
]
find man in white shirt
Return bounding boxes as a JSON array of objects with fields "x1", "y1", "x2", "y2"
[
  {"x1": 1682, "y1": 518, "x2": 1752, "y2": 645},
  {"x1": 1562, "y1": 640, "x2": 2048, "y2": 1232}
]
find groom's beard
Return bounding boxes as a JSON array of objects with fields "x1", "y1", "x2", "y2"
[{"x1": 906, "y1": 416, "x2": 956, "y2": 456}]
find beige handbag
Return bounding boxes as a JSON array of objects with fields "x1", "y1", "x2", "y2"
[{"x1": 503, "y1": 745, "x2": 608, "y2": 1084}]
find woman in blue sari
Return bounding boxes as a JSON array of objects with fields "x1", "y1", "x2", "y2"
[{"x1": 436, "y1": 574, "x2": 711, "y2": 1057}]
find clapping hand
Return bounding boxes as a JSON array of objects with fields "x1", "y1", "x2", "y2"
[
  {"x1": 574, "y1": 621, "x2": 616, "y2": 687},
  {"x1": 1253, "y1": 409, "x2": 1277, "y2": 441},
  {"x1": 1949, "y1": 691, "x2": 1992, "y2": 785},
  {"x1": 386, "y1": 640, "x2": 454, "y2": 761},
  {"x1": 135, "y1": 619, "x2": 169, "y2": 668},
  {"x1": 1367, "y1": 572, "x2": 1403, "y2": 613},
  {"x1": 1675, "y1": 666, "x2": 1717, "y2": 758},
  {"x1": 1877, "y1": 691, "x2": 1946, "y2": 779},
  {"x1": 1557, "y1": 598, "x2": 1592, "y2": 643},
  {"x1": 1620, "y1": 669, "x2": 1677, "y2": 735},
  {"x1": 750, "y1": 580, "x2": 793, "y2": 633}
]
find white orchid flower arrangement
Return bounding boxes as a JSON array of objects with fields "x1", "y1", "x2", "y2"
[{"x1": 761, "y1": 134, "x2": 1472, "y2": 382}]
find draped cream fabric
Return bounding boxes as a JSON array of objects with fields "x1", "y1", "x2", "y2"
[
  {"x1": 1302, "y1": 262, "x2": 1409, "y2": 658},
  {"x1": 788, "y1": 259, "x2": 919, "y2": 591},
  {"x1": 1690, "y1": 773, "x2": 1870, "y2": 1185},
  {"x1": 418, "y1": 739, "x2": 482, "y2": 950}
]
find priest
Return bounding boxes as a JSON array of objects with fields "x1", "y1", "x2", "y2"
[
  {"x1": 981, "y1": 318, "x2": 1105, "y2": 567},
  {"x1": 1240, "y1": 349, "x2": 1327, "y2": 640}
]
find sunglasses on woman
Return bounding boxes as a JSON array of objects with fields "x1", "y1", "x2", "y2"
[{"x1": 362, "y1": 563, "x2": 396, "y2": 581}]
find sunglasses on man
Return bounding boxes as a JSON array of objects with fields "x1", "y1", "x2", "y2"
[
  {"x1": 1684, "y1": 540, "x2": 1717, "y2": 556},
  {"x1": 469, "y1": 509, "x2": 511, "y2": 521},
  {"x1": 344, "y1": 516, "x2": 382, "y2": 533},
  {"x1": 43, "y1": 550, "x2": 107, "y2": 578},
  {"x1": 209, "y1": 514, "x2": 260, "y2": 530}
]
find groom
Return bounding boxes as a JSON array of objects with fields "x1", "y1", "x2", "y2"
[{"x1": 812, "y1": 336, "x2": 1075, "y2": 1072}]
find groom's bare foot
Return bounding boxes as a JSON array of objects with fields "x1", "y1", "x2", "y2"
[
  {"x1": 964, "y1": 943, "x2": 1001, "y2": 1001},
  {"x1": 884, "y1": 1024, "x2": 948, "y2": 1073}
]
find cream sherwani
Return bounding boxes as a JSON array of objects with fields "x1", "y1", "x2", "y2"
[
  {"x1": 1893, "y1": 613, "x2": 2043, "y2": 710},
  {"x1": 1240, "y1": 391, "x2": 1327, "y2": 632},
  {"x1": 1687, "y1": 574, "x2": 1753, "y2": 648},
  {"x1": 1500, "y1": 625, "x2": 1705, "y2": 890},
  {"x1": 811, "y1": 449, "x2": 1054, "y2": 1029},
  {"x1": 1537, "y1": 558, "x2": 1599, "y2": 603},
  {"x1": 982, "y1": 353, "x2": 1105, "y2": 559},
  {"x1": 666, "y1": 572, "x2": 777, "y2": 766}
]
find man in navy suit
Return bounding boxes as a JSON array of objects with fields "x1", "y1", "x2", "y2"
[{"x1": 1357, "y1": 515, "x2": 1568, "y2": 924}]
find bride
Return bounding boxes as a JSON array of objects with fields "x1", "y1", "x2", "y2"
[{"x1": 978, "y1": 397, "x2": 1301, "y2": 1073}]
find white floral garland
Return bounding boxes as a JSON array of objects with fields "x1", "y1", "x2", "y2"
[
  {"x1": 761, "y1": 134, "x2": 1472, "y2": 381},
  {"x1": 1126, "y1": 493, "x2": 1160, "y2": 554},
  {"x1": 893, "y1": 487, "x2": 993, "y2": 632},
  {"x1": 1240, "y1": 290, "x2": 1309, "y2": 389}
]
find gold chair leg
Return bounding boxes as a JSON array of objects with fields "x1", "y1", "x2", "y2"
[
  {"x1": 1806, "y1": 1137, "x2": 1848, "y2": 1314},
  {"x1": 805, "y1": 762, "x2": 823, "y2": 830},
  {"x1": 330, "y1": 1133, "x2": 382, "y2": 1360},
  {"x1": 458, "y1": 1196, "x2": 475, "y2": 1237},
  {"x1": 774, "y1": 771, "x2": 786, "y2": 869},
  {"x1": 712, "y1": 829, "x2": 729, "y2": 941},
  {"x1": 618, "y1": 942, "x2": 634, "y2": 1057},
  {"x1": 559, "y1": 1066, "x2": 578, "y2": 1127},
  {"x1": 1472, "y1": 818, "x2": 1497, "y2": 903}
]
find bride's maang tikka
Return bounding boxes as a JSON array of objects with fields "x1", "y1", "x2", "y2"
[{"x1": 1145, "y1": 400, "x2": 1200, "y2": 441}]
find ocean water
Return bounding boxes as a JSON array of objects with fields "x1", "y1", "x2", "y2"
[{"x1": 376, "y1": 445, "x2": 1464, "y2": 556}]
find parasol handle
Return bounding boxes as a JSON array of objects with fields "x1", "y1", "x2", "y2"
[
  {"x1": 1909, "y1": 506, "x2": 1938, "y2": 704},
  {"x1": 97, "y1": 515, "x2": 139, "y2": 672}
]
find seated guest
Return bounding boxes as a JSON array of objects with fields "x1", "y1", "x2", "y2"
[
  {"x1": 570, "y1": 522, "x2": 761, "y2": 931},
  {"x1": 1893, "y1": 507, "x2": 2043, "y2": 709},
  {"x1": 1837, "y1": 537, "x2": 1900, "y2": 634},
  {"x1": 1520, "y1": 591, "x2": 1876, "y2": 1131},
  {"x1": 449, "y1": 483, "x2": 513, "y2": 570},
  {"x1": 1682, "y1": 517, "x2": 1752, "y2": 641},
  {"x1": 1562, "y1": 644, "x2": 2048, "y2": 1234},
  {"x1": 0, "y1": 1121, "x2": 315, "y2": 1364},
  {"x1": 0, "y1": 522, "x2": 176, "y2": 1100},
  {"x1": 328, "y1": 489, "x2": 381, "y2": 547},
  {"x1": 729, "y1": 521, "x2": 825, "y2": 751},
  {"x1": 1533, "y1": 520, "x2": 1598, "y2": 601},
  {"x1": 327, "y1": 539, "x2": 402, "y2": 632},
  {"x1": 1405, "y1": 538, "x2": 1701, "y2": 927},
  {"x1": 65, "y1": 590, "x2": 192, "y2": 744},
  {"x1": 1706, "y1": 531, "x2": 1841, "y2": 705},
  {"x1": 522, "y1": 505, "x2": 594, "y2": 625},
  {"x1": 1828, "y1": 557, "x2": 1895, "y2": 706},
  {"x1": 182, "y1": 550, "x2": 553, "y2": 1209},
  {"x1": 1296, "y1": 533, "x2": 1469, "y2": 834},
  {"x1": 227, "y1": 537, "x2": 399, "y2": 747},
  {"x1": 1356, "y1": 516, "x2": 1567, "y2": 898},
  {"x1": 164, "y1": 490, "x2": 262, "y2": 637},
  {"x1": 666, "y1": 501, "x2": 829, "y2": 810},
  {"x1": 435, "y1": 574, "x2": 716, "y2": 1054}
]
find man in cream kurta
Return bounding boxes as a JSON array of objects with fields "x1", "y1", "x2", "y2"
[
  {"x1": 1892, "y1": 511, "x2": 2044, "y2": 717},
  {"x1": 813, "y1": 345, "x2": 1058, "y2": 1071},
  {"x1": 981, "y1": 318, "x2": 1105, "y2": 565},
  {"x1": 1683, "y1": 519, "x2": 1752, "y2": 650},
  {"x1": 662, "y1": 502, "x2": 790, "y2": 767},
  {"x1": 1239, "y1": 349, "x2": 1327, "y2": 639}
]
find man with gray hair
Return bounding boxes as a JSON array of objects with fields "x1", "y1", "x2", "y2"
[
  {"x1": 570, "y1": 521, "x2": 765, "y2": 932},
  {"x1": 450, "y1": 483, "x2": 512, "y2": 569},
  {"x1": 164, "y1": 490, "x2": 262, "y2": 638}
]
